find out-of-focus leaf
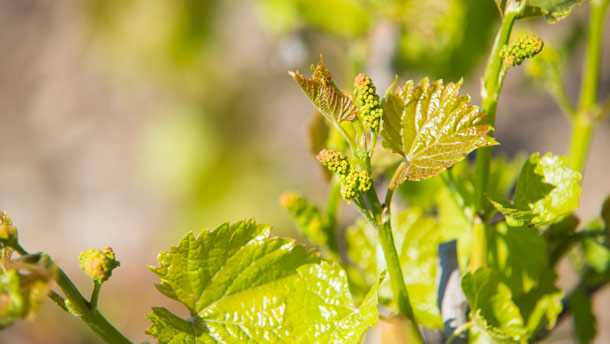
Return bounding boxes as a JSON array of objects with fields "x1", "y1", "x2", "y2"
[
  {"x1": 147, "y1": 220, "x2": 379, "y2": 343},
  {"x1": 0, "y1": 253, "x2": 55, "y2": 328},
  {"x1": 346, "y1": 208, "x2": 462, "y2": 329},
  {"x1": 0, "y1": 270, "x2": 22, "y2": 328},
  {"x1": 308, "y1": 111, "x2": 330, "y2": 159},
  {"x1": 293, "y1": 0, "x2": 371, "y2": 37},
  {"x1": 490, "y1": 153, "x2": 582, "y2": 227},
  {"x1": 601, "y1": 195, "x2": 610, "y2": 229},
  {"x1": 545, "y1": 214, "x2": 580, "y2": 266},
  {"x1": 280, "y1": 192, "x2": 326, "y2": 246},
  {"x1": 527, "y1": 0, "x2": 588, "y2": 23},
  {"x1": 381, "y1": 78, "x2": 497, "y2": 182},
  {"x1": 582, "y1": 237, "x2": 610, "y2": 273},
  {"x1": 290, "y1": 58, "x2": 358, "y2": 126},
  {"x1": 569, "y1": 289, "x2": 597, "y2": 344}
]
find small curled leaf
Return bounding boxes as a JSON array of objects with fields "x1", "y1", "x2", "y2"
[{"x1": 290, "y1": 57, "x2": 358, "y2": 125}]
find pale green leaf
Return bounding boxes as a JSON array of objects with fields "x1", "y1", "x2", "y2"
[
  {"x1": 381, "y1": 78, "x2": 497, "y2": 182},
  {"x1": 284, "y1": 263, "x2": 382, "y2": 344},
  {"x1": 491, "y1": 153, "x2": 582, "y2": 227},
  {"x1": 148, "y1": 220, "x2": 379, "y2": 343},
  {"x1": 346, "y1": 208, "x2": 453, "y2": 329},
  {"x1": 290, "y1": 58, "x2": 357, "y2": 125}
]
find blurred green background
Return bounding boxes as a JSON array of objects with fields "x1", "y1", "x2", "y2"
[{"x1": 0, "y1": 0, "x2": 609, "y2": 343}]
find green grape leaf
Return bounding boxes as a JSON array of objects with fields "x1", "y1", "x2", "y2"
[
  {"x1": 346, "y1": 208, "x2": 465, "y2": 329},
  {"x1": 490, "y1": 224, "x2": 548, "y2": 297},
  {"x1": 0, "y1": 253, "x2": 55, "y2": 328},
  {"x1": 290, "y1": 58, "x2": 358, "y2": 126},
  {"x1": 490, "y1": 153, "x2": 582, "y2": 227},
  {"x1": 462, "y1": 269, "x2": 526, "y2": 342},
  {"x1": 527, "y1": 0, "x2": 588, "y2": 23},
  {"x1": 283, "y1": 263, "x2": 383, "y2": 343},
  {"x1": 147, "y1": 220, "x2": 380, "y2": 343},
  {"x1": 280, "y1": 192, "x2": 327, "y2": 247},
  {"x1": 569, "y1": 289, "x2": 596, "y2": 344},
  {"x1": 381, "y1": 78, "x2": 497, "y2": 182}
]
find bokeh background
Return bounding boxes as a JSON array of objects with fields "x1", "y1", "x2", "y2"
[{"x1": 0, "y1": 0, "x2": 609, "y2": 343}]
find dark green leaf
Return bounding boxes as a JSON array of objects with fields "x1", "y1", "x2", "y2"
[
  {"x1": 381, "y1": 78, "x2": 497, "y2": 182},
  {"x1": 569, "y1": 289, "x2": 597, "y2": 344}
]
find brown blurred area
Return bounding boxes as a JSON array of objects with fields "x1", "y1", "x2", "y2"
[{"x1": 0, "y1": 0, "x2": 609, "y2": 343}]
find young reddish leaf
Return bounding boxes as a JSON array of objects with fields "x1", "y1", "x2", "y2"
[
  {"x1": 290, "y1": 58, "x2": 358, "y2": 125},
  {"x1": 381, "y1": 78, "x2": 498, "y2": 182}
]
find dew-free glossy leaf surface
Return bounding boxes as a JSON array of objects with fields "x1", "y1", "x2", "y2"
[
  {"x1": 381, "y1": 78, "x2": 497, "y2": 182},
  {"x1": 291, "y1": 59, "x2": 357, "y2": 125},
  {"x1": 490, "y1": 153, "x2": 581, "y2": 227},
  {"x1": 148, "y1": 220, "x2": 380, "y2": 343}
]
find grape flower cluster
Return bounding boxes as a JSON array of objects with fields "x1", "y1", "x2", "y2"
[
  {"x1": 501, "y1": 34, "x2": 544, "y2": 67},
  {"x1": 353, "y1": 73, "x2": 383, "y2": 130},
  {"x1": 317, "y1": 149, "x2": 372, "y2": 202},
  {"x1": 79, "y1": 247, "x2": 120, "y2": 283}
]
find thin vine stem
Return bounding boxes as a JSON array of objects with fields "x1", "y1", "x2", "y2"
[
  {"x1": 10, "y1": 241, "x2": 133, "y2": 344},
  {"x1": 471, "y1": 0, "x2": 525, "y2": 271},
  {"x1": 568, "y1": 0, "x2": 609, "y2": 173}
]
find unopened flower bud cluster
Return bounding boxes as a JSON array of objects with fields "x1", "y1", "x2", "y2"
[
  {"x1": 79, "y1": 247, "x2": 120, "y2": 283},
  {"x1": 353, "y1": 73, "x2": 383, "y2": 130},
  {"x1": 501, "y1": 34, "x2": 544, "y2": 67},
  {"x1": 317, "y1": 149, "x2": 372, "y2": 201}
]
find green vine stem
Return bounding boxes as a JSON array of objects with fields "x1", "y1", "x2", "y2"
[
  {"x1": 568, "y1": 0, "x2": 610, "y2": 173},
  {"x1": 350, "y1": 156, "x2": 423, "y2": 343},
  {"x1": 471, "y1": 0, "x2": 525, "y2": 271},
  {"x1": 12, "y1": 243, "x2": 133, "y2": 344},
  {"x1": 473, "y1": 0, "x2": 524, "y2": 215}
]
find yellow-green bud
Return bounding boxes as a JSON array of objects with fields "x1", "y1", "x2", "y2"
[
  {"x1": 0, "y1": 212, "x2": 18, "y2": 243},
  {"x1": 78, "y1": 247, "x2": 120, "y2": 283},
  {"x1": 339, "y1": 169, "x2": 372, "y2": 202},
  {"x1": 316, "y1": 149, "x2": 351, "y2": 176},
  {"x1": 501, "y1": 35, "x2": 544, "y2": 67},
  {"x1": 353, "y1": 73, "x2": 383, "y2": 130}
]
